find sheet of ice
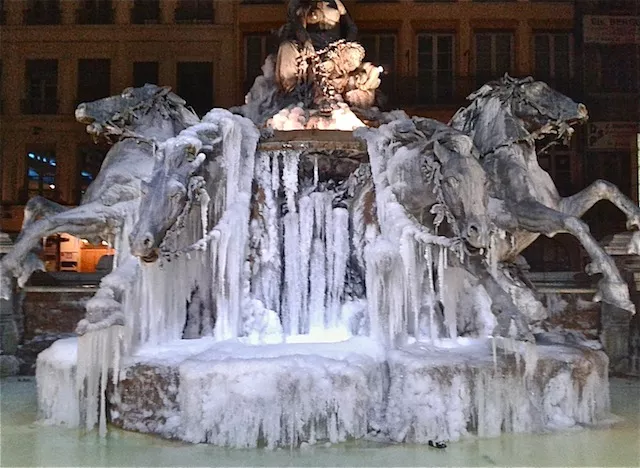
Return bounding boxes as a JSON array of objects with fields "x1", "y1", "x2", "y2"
[
  {"x1": 176, "y1": 336, "x2": 386, "y2": 448},
  {"x1": 385, "y1": 339, "x2": 610, "y2": 443},
  {"x1": 35, "y1": 338, "x2": 80, "y2": 427}
]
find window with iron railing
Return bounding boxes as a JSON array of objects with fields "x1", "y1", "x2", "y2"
[
  {"x1": 244, "y1": 33, "x2": 280, "y2": 93},
  {"x1": 77, "y1": 59, "x2": 111, "y2": 104},
  {"x1": 25, "y1": 0, "x2": 61, "y2": 25},
  {"x1": 359, "y1": 32, "x2": 397, "y2": 104},
  {"x1": 177, "y1": 62, "x2": 213, "y2": 116},
  {"x1": 175, "y1": 0, "x2": 214, "y2": 24},
  {"x1": 474, "y1": 31, "x2": 514, "y2": 87},
  {"x1": 131, "y1": 0, "x2": 161, "y2": 24},
  {"x1": 133, "y1": 62, "x2": 160, "y2": 87},
  {"x1": 24, "y1": 59, "x2": 58, "y2": 114},
  {"x1": 416, "y1": 33, "x2": 455, "y2": 105},
  {"x1": 76, "y1": 0, "x2": 114, "y2": 25},
  {"x1": 533, "y1": 32, "x2": 573, "y2": 95}
]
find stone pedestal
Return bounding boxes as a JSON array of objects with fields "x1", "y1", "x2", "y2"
[{"x1": 0, "y1": 232, "x2": 21, "y2": 376}]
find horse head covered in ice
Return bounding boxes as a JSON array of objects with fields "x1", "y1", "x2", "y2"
[
  {"x1": 450, "y1": 75, "x2": 638, "y2": 315},
  {"x1": 0, "y1": 84, "x2": 199, "y2": 300}
]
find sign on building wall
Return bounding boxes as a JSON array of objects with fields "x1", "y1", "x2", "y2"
[
  {"x1": 583, "y1": 16, "x2": 640, "y2": 44},
  {"x1": 588, "y1": 122, "x2": 640, "y2": 150}
]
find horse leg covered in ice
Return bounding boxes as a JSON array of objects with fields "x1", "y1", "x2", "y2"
[
  {"x1": 514, "y1": 199, "x2": 634, "y2": 313},
  {"x1": 0, "y1": 201, "x2": 135, "y2": 296},
  {"x1": 561, "y1": 178, "x2": 640, "y2": 239}
]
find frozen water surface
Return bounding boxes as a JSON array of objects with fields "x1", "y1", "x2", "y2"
[{"x1": 2, "y1": 376, "x2": 638, "y2": 467}]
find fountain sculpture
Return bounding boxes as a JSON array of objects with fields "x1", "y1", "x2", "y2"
[{"x1": 2, "y1": 0, "x2": 637, "y2": 449}]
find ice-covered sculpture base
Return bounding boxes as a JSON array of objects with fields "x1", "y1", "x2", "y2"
[{"x1": 36, "y1": 337, "x2": 610, "y2": 448}]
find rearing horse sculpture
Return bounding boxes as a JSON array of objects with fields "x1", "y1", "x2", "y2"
[
  {"x1": 0, "y1": 85, "x2": 200, "y2": 328},
  {"x1": 450, "y1": 75, "x2": 639, "y2": 314}
]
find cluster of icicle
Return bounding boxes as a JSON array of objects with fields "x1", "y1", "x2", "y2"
[
  {"x1": 250, "y1": 150, "x2": 352, "y2": 337},
  {"x1": 72, "y1": 110, "x2": 260, "y2": 434},
  {"x1": 356, "y1": 125, "x2": 463, "y2": 347}
]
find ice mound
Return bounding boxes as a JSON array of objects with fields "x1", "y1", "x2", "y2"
[
  {"x1": 37, "y1": 336, "x2": 610, "y2": 449},
  {"x1": 112, "y1": 337, "x2": 386, "y2": 448},
  {"x1": 386, "y1": 339, "x2": 610, "y2": 443}
]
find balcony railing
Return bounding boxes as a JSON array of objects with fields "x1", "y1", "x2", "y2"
[
  {"x1": 386, "y1": 75, "x2": 477, "y2": 108},
  {"x1": 76, "y1": 7, "x2": 114, "y2": 25},
  {"x1": 24, "y1": 7, "x2": 61, "y2": 25},
  {"x1": 21, "y1": 98, "x2": 59, "y2": 115}
]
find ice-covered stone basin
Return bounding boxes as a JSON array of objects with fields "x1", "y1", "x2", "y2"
[{"x1": 36, "y1": 336, "x2": 610, "y2": 449}]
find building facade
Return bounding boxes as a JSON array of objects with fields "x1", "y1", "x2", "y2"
[{"x1": 1, "y1": 0, "x2": 636, "y2": 272}]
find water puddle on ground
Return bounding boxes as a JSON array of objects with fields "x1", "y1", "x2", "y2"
[{"x1": 1, "y1": 377, "x2": 639, "y2": 467}]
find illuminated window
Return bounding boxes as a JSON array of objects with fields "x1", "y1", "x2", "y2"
[
  {"x1": 25, "y1": 149, "x2": 57, "y2": 201},
  {"x1": 77, "y1": 146, "x2": 108, "y2": 203}
]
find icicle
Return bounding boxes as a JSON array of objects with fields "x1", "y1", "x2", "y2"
[
  {"x1": 298, "y1": 196, "x2": 314, "y2": 333},
  {"x1": 313, "y1": 155, "x2": 319, "y2": 188},
  {"x1": 200, "y1": 189, "x2": 210, "y2": 234}
]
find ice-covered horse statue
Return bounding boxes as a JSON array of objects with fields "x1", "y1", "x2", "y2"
[
  {"x1": 450, "y1": 75, "x2": 639, "y2": 315},
  {"x1": 356, "y1": 118, "x2": 540, "y2": 344},
  {"x1": 0, "y1": 85, "x2": 200, "y2": 322},
  {"x1": 128, "y1": 109, "x2": 261, "y2": 343}
]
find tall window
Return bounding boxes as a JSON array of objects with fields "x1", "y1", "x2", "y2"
[
  {"x1": 417, "y1": 33, "x2": 454, "y2": 104},
  {"x1": 533, "y1": 32, "x2": 572, "y2": 92},
  {"x1": 133, "y1": 62, "x2": 159, "y2": 87},
  {"x1": 177, "y1": 62, "x2": 213, "y2": 116},
  {"x1": 585, "y1": 46, "x2": 639, "y2": 93},
  {"x1": 24, "y1": 60, "x2": 58, "y2": 114},
  {"x1": 175, "y1": 0, "x2": 214, "y2": 24},
  {"x1": 77, "y1": 146, "x2": 108, "y2": 202},
  {"x1": 25, "y1": 0, "x2": 61, "y2": 25},
  {"x1": 25, "y1": 149, "x2": 57, "y2": 200},
  {"x1": 76, "y1": 0, "x2": 114, "y2": 25},
  {"x1": 131, "y1": 0, "x2": 160, "y2": 24},
  {"x1": 77, "y1": 59, "x2": 111, "y2": 103},
  {"x1": 359, "y1": 33, "x2": 396, "y2": 103},
  {"x1": 244, "y1": 34, "x2": 280, "y2": 92},
  {"x1": 475, "y1": 32, "x2": 514, "y2": 87},
  {"x1": 0, "y1": 0, "x2": 6, "y2": 25}
]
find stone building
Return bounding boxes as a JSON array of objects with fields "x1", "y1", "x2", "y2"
[{"x1": 1, "y1": 0, "x2": 636, "y2": 273}]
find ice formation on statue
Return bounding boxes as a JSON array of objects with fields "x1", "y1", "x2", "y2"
[{"x1": 6, "y1": 5, "x2": 637, "y2": 447}]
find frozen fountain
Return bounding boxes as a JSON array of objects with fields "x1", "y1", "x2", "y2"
[{"x1": 3, "y1": 1, "x2": 637, "y2": 450}]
